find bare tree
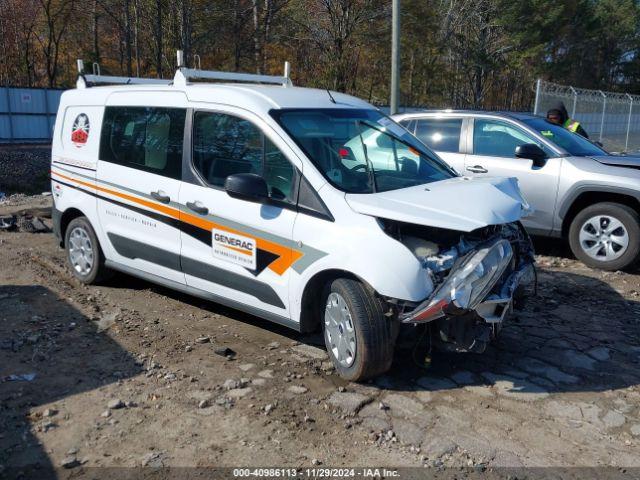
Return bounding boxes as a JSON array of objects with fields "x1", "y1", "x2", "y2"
[
  {"x1": 153, "y1": 0, "x2": 163, "y2": 77},
  {"x1": 87, "y1": 0, "x2": 101, "y2": 65},
  {"x1": 299, "y1": 0, "x2": 386, "y2": 92},
  {"x1": 438, "y1": 0, "x2": 510, "y2": 107},
  {"x1": 250, "y1": 0, "x2": 288, "y2": 74},
  {"x1": 35, "y1": 0, "x2": 75, "y2": 87}
]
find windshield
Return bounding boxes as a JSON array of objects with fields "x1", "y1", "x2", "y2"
[
  {"x1": 270, "y1": 109, "x2": 456, "y2": 193},
  {"x1": 522, "y1": 118, "x2": 607, "y2": 156}
]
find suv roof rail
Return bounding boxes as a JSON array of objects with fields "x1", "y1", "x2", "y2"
[
  {"x1": 173, "y1": 50, "x2": 292, "y2": 87},
  {"x1": 75, "y1": 59, "x2": 172, "y2": 89}
]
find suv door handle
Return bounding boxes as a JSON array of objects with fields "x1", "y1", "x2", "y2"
[
  {"x1": 150, "y1": 190, "x2": 170, "y2": 204},
  {"x1": 466, "y1": 165, "x2": 488, "y2": 174},
  {"x1": 186, "y1": 201, "x2": 209, "y2": 215}
]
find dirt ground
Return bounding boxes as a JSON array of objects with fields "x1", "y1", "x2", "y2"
[{"x1": 1, "y1": 196, "x2": 640, "y2": 479}]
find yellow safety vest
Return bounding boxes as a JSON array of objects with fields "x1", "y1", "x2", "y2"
[{"x1": 564, "y1": 119, "x2": 581, "y2": 133}]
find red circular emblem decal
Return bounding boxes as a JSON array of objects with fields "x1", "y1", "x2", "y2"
[{"x1": 71, "y1": 114, "x2": 90, "y2": 147}]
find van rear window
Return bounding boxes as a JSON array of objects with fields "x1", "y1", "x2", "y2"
[{"x1": 99, "y1": 106, "x2": 186, "y2": 179}]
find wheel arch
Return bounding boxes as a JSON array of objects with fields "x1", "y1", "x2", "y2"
[
  {"x1": 59, "y1": 207, "x2": 88, "y2": 247},
  {"x1": 560, "y1": 188, "x2": 640, "y2": 237},
  {"x1": 299, "y1": 268, "x2": 372, "y2": 334}
]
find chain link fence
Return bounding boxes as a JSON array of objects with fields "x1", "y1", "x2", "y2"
[{"x1": 533, "y1": 79, "x2": 640, "y2": 153}]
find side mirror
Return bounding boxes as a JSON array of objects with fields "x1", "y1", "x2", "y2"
[
  {"x1": 515, "y1": 143, "x2": 547, "y2": 166},
  {"x1": 224, "y1": 173, "x2": 269, "y2": 203}
]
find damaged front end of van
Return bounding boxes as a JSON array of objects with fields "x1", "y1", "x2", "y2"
[
  {"x1": 347, "y1": 176, "x2": 536, "y2": 354},
  {"x1": 391, "y1": 221, "x2": 535, "y2": 353}
]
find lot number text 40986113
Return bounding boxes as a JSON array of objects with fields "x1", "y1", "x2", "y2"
[{"x1": 232, "y1": 468, "x2": 400, "y2": 478}]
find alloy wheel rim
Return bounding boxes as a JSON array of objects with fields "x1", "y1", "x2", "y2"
[
  {"x1": 324, "y1": 292, "x2": 357, "y2": 368},
  {"x1": 579, "y1": 215, "x2": 629, "y2": 262},
  {"x1": 68, "y1": 226, "x2": 94, "y2": 276}
]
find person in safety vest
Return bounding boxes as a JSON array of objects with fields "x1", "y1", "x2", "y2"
[{"x1": 546, "y1": 101, "x2": 589, "y2": 138}]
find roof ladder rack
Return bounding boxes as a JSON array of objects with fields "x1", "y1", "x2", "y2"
[
  {"x1": 75, "y1": 52, "x2": 292, "y2": 89},
  {"x1": 173, "y1": 50, "x2": 292, "y2": 87},
  {"x1": 76, "y1": 59, "x2": 172, "y2": 88}
]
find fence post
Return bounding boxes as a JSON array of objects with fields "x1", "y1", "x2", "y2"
[
  {"x1": 4, "y1": 87, "x2": 13, "y2": 143},
  {"x1": 626, "y1": 93, "x2": 633, "y2": 153},
  {"x1": 533, "y1": 79, "x2": 541, "y2": 115},
  {"x1": 569, "y1": 86, "x2": 577, "y2": 118},
  {"x1": 598, "y1": 90, "x2": 606, "y2": 142}
]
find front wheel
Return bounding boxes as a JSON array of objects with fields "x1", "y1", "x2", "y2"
[
  {"x1": 568, "y1": 202, "x2": 640, "y2": 271},
  {"x1": 322, "y1": 278, "x2": 396, "y2": 382}
]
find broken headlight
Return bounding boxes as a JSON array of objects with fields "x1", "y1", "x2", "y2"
[{"x1": 400, "y1": 239, "x2": 514, "y2": 323}]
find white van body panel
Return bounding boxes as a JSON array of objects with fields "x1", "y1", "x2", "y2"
[
  {"x1": 178, "y1": 104, "x2": 303, "y2": 319},
  {"x1": 51, "y1": 92, "x2": 103, "y2": 243},
  {"x1": 290, "y1": 184, "x2": 431, "y2": 317}
]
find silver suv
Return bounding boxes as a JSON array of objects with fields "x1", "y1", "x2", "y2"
[{"x1": 393, "y1": 111, "x2": 640, "y2": 271}]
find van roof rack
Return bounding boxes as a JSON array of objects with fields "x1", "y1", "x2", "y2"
[
  {"x1": 75, "y1": 51, "x2": 293, "y2": 89},
  {"x1": 173, "y1": 51, "x2": 292, "y2": 87},
  {"x1": 76, "y1": 60, "x2": 172, "y2": 89}
]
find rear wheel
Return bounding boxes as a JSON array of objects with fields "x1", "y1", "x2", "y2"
[
  {"x1": 568, "y1": 202, "x2": 640, "y2": 271},
  {"x1": 65, "y1": 217, "x2": 111, "y2": 284},
  {"x1": 322, "y1": 278, "x2": 396, "y2": 381}
]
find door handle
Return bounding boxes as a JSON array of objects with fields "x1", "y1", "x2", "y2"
[
  {"x1": 466, "y1": 165, "x2": 488, "y2": 174},
  {"x1": 186, "y1": 201, "x2": 209, "y2": 215},
  {"x1": 150, "y1": 190, "x2": 170, "y2": 204}
]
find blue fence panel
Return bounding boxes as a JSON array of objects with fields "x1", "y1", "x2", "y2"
[{"x1": 0, "y1": 86, "x2": 64, "y2": 144}]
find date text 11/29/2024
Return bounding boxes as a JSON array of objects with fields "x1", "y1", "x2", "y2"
[{"x1": 232, "y1": 468, "x2": 400, "y2": 478}]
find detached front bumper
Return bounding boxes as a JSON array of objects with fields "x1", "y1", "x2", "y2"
[{"x1": 399, "y1": 237, "x2": 535, "y2": 325}]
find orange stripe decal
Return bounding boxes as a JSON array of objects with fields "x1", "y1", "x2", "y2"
[
  {"x1": 52, "y1": 170, "x2": 180, "y2": 219},
  {"x1": 51, "y1": 169, "x2": 303, "y2": 275}
]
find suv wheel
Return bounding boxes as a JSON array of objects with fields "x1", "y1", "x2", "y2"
[
  {"x1": 65, "y1": 217, "x2": 111, "y2": 284},
  {"x1": 322, "y1": 278, "x2": 396, "y2": 381},
  {"x1": 568, "y1": 202, "x2": 640, "y2": 271}
]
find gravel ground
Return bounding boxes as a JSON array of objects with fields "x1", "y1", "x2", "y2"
[
  {"x1": 1, "y1": 196, "x2": 640, "y2": 479},
  {"x1": 0, "y1": 146, "x2": 51, "y2": 196}
]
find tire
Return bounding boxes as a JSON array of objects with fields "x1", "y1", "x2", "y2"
[
  {"x1": 322, "y1": 278, "x2": 396, "y2": 382},
  {"x1": 568, "y1": 202, "x2": 640, "y2": 271},
  {"x1": 64, "y1": 216, "x2": 111, "y2": 284}
]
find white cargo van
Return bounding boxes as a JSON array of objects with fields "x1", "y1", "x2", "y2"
[{"x1": 51, "y1": 55, "x2": 535, "y2": 380}]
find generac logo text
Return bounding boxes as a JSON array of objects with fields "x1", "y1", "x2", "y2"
[{"x1": 214, "y1": 233, "x2": 254, "y2": 252}]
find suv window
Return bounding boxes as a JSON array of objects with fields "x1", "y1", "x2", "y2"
[
  {"x1": 100, "y1": 106, "x2": 185, "y2": 179},
  {"x1": 473, "y1": 119, "x2": 542, "y2": 158},
  {"x1": 415, "y1": 118, "x2": 462, "y2": 153},
  {"x1": 192, "y1": 112, "x2": 296, "y2": 203}
]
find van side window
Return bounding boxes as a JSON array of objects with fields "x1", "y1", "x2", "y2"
[
  {"x1": 264, "y1": 137, "x2": 295, "y2": 201},
  {"x1": 192, "y1": 111, "x2": 296, "y2": 203},
  {"x1": 100, "y1": 107, "x2": 185, "y2": 179}
]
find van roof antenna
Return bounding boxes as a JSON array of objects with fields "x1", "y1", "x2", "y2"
[{"x1": 327, "y1": 89, "x2": 337, "y2": 104}]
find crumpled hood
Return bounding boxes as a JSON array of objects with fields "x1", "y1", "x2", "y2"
[
  {"x1": 345, "y1": 176, "x2": 531, "y2": 232},
  {"x1": 590, "y1": 155, "x2": 640, "y2": 169}
]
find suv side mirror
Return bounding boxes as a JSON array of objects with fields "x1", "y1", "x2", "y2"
[
  {"x1": 224, "y1": 173, "x2": 269, "y2": 203},
  {"x1": 515, "y1": 143, "x2": 547, "y2": 166}
]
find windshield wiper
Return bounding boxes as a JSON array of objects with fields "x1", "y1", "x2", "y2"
[{"x1": 355, "y1": 120, "x2": 378, "y2": 193}]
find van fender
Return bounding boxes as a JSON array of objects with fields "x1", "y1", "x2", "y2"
[{"x1": 290, "y1": 213, "x2": 431, "y2": 324}]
